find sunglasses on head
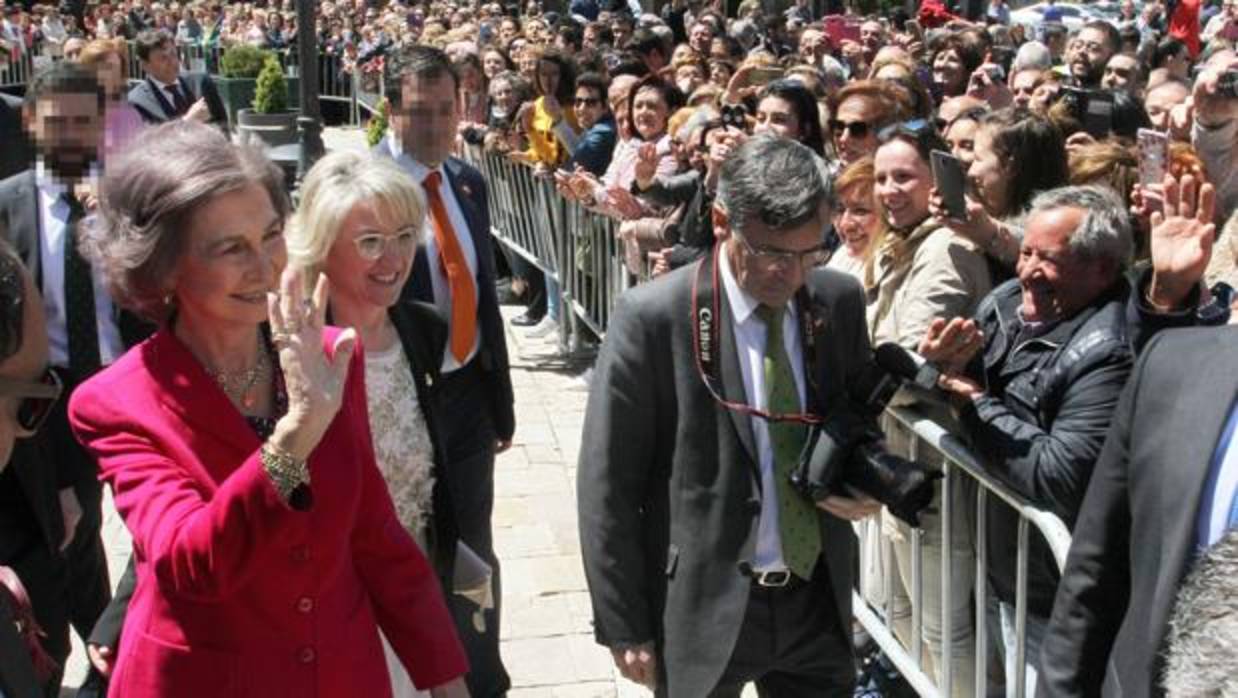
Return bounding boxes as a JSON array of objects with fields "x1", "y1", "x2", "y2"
[
  {"x1": 829, "y1": 118, "x2": 871, "y2": 139},
  {"x1": 0, "y1": 368, "x2": 63, "y2": 434},
  {"x1": 877, "y1": 118, "x2": 934, "y2": 142}
]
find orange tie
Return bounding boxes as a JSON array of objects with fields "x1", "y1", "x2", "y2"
[{"x1": 423, "y1": 172, "x2": 478, "y2": 363}]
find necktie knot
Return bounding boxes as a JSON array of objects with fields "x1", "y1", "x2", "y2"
[
  {"x1": 756, "y1": 304, "x2": 785, "y2": 339},
  {"x1": 423, "y1": 171, "x2": 442, "y2": 193}
]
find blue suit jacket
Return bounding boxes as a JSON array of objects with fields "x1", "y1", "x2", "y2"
[{"x1": 565, "y1": 115, "x2": 618, "y2": 177}]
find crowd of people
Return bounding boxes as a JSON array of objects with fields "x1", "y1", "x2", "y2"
[{"x1": 1, "y1": 0, "x2": 1238, "y2": 697}]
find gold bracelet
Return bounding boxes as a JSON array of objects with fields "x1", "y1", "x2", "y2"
[{"x1": 260, "y1": 441, "x2": 309, "y2": 503}]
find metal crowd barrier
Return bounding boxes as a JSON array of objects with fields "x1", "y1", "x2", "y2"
[
  {"x1": 859, "y1": 406, "x2": 1073, "y2": 698},
  {"x1": 462, "y1": 147, "x2": 628, "y2": 355},
  {"x1": 0, "y1": 49, "x2": 36, "y2": 90}
]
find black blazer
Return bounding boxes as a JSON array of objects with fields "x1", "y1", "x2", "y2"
[
  {"x1": 90, "y1": 302, "x2": 460, "y2": 649},
  {"x1": 373, "y1": 140, "x2": 516, "y2": 442},
  {"x1": 0, "y1": 92, "x2": 33, "y2": 182},
  {"x1": 126, "y1": 73, "x2": 227, "y2": 129},
  {"x1": 577, "y1": 261, "x2": 873, "y2": 697},
  {"x1": 1039, "y1": 325, "x2": 1238, "y2": 698}
]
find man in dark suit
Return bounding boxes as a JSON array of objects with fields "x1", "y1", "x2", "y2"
[
  {"x1": 578, "y1": 134, "x2": 881, "y2": 697},
  {"x1": 1039, "y1": 174, "x2": 1236, "y2": 698},
  {"x1": 0, "y1": 91, "x2": 34, "y2": 181},
  {"x1": 126, "y1": 28, "x2": 227, "y2": 128},
  {"x1": 374, "y1": 44, "x2": 515, "y2": 698},
  {"x1": 0, "y1": 62, "x2": 147, "y2": 696}
]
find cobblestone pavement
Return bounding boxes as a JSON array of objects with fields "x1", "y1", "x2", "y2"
[{"x1": 61, "y1": 128, "x2": 757, "y2": 697}]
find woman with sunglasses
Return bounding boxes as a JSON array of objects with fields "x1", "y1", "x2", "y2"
[
  {"x1": 826, "y1": 80, "x2": 903, "y2": 169},
  {"x1": 870, "y1": 119, "x2": 992, "y2": 698},
  {"x1": 67, "y1": 122, "x2": 468, "y2": 698},
  {"x1": 287, "y1": 151, "x2": 488, "y2": 698}
]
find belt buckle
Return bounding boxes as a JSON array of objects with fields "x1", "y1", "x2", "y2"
[{"x1": 755, "y1": 570, "x2": 791, "y2": 587}]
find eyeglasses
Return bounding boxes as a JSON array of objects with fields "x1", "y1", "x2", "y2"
[
  {"x1": 732, "y1": 229, "x2": 830, "y2": 268},
  {"x1": 829, "y1": 119, "x2": 871, "y2": 139},
  {"x1": 0, "y1": 368, "x2": 63, "y2": 435},
  {"x1": 352, "y1": 227, "x2": 420, "y2": 261},
  {"x1": 574, "y1": 97, "x2": 602, "y2": 107}
]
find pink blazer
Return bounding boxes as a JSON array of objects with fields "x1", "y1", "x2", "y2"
[{"x1": 69, "y1": 327, "x2": 467, "y2": 697}]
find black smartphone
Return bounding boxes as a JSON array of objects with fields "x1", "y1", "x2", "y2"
[
  {"x1": 931, "y1": 150, "x2": 968, "y2": 221},
  {"x1": 1081, "y1": 90, "x2": 1115, "y2": 138}
]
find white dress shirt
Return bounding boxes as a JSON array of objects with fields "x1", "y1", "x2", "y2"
[
  {"x1": 388, "y1": 137, "x2": 481, "y2": 372},
  {"x1": 1198, "y1": 399, "x2": 1238, "y2": 549},
  {"x1": 35, "y1": 163, "x2": 124, "y2": 369},
  {"x1": 719, "y1": 250, "x2": 808, "y2": 573}
]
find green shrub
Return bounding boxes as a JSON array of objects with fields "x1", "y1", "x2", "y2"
[
  {"x1": 366, "y1": 99, "x2": 389, "y2": 148},
  {"x1": 219, "y1": 44, "x2": 269, "y2": 79},
  {"x1": 252, "y1": 56, "x2": 289, "y2": 114}
]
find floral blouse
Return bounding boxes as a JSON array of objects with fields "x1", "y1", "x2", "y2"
[{"x1": 363, "y1": 343, "x2": 436, "y2": 547}]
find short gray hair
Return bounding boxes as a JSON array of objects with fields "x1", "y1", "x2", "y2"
[
  {"x1": 1163, "y1": 527, "x2": 1238, "y2": 697},
  {"x1": 1028, "y1": 185, "x2": 1133, "y2": 268},
  {"x1": 85, "y1": 121, "x2": 288, "y2": 324},
  {"x1": 716, "y1": 134, "x2": 833, "y2": 234},
  {"x1": 287, "y1": 151, "x2": 427, "y2": 273},
  {"x1": 1013, "y1": 41, "x2": 1053, "y2": 73}
]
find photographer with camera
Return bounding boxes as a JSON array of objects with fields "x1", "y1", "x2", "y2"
[
  {"x1": 578, "y1": 135, "x2": 881, "y2": 697},
  {"x1": 920, "y1": 186, "x2": 1137, "y2": 698}
]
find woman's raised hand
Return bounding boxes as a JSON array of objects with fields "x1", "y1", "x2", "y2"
[{"x1": 267, "y1": 268, "x2": 357, "y2": 461}]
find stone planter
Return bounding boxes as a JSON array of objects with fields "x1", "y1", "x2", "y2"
[{"x1": 236, "y1": 108, "x2": 299, "y2": 148}]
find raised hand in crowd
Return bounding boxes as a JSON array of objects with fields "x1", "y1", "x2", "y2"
[
  {"x1": 266, "y1": 269, "x2": 358, "y2": 462},
  {"x1": 965, "y1": 64, "x2": 1012, "y2": 109},
  {"x1": 723, "y1": 64, "x2": 761, "y2": 106},
  {"x1": 1146, "y1": 173, "x2": 1217, "y2": 311},
  {"x1": 610, "y1": 642, "x2": 657, "y2": 689},
  {"x1": 919, "y1": 316, "x2": 984, "y2": 377},
  {"x1": 633, "y1": 141, "x2": 660, "y2": 191},
  {"x1": 1191, "y1": 55, "x2": 1238, "y2": 128},
  {"x1": 704, "y1": 127, "x2": 746, "y2": 191},
  {"x1": 929, "y1": 187, "x2": 1000, "y2": 249}
]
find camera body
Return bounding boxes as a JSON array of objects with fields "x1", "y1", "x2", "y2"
[{"x1": 788, "y1": 344, "x2": 946, "y2": 527}]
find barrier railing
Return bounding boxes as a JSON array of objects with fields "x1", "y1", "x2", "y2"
[
  {"x1": 465, "y1": 146, "x2": 1075, "y2": 698},
  {"x1": 860, "y1": 406, "x2": 1073, "y2": 698}
]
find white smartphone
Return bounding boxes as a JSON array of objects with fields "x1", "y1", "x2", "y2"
[{"x1": 1137, "y1": 128, "x2": 1170, "y2": 188}]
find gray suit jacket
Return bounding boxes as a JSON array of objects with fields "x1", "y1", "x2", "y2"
[
  {"x1": 577, "y1": 260, "x2": 871, "y2": 697},
  {"x1": 1039, "y1": 325, "x2": 1238, "y2": 698}
]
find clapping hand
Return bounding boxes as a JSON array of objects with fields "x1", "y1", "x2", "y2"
[
  {"x1": 606, "y1": 186, "x2": 645, "y2": 220},
  {"x1": 1147, "y1": 173, "x2": 1217, "y2": 311},
  {"x1": 267, "y1": 269, "x2": 357, "y2": 461},
  {"x1": 919, "y1": 317, "x2": 983, "y2": 375},
  {"x1": 634, "y1": 141, "x2": 660, "y2": 190}
]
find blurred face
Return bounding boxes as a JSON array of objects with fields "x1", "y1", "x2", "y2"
[
  {"x1": 0, "y1": 270, "x2": 50, "y2": 470},
  {"x1": 491, "y1": 78, "x2": 517, "y2": 113},
  {"x1": 1102, "y1": 53, "x2": 1139, "y2": 92},
  {"x1": 799, "y1": 29, "x2": 826, "y2": 60},
  {"x1": 500, "y1": 19, "x2": 518, "y2": 42},
  {"x1": 631, "y1": 86, "x2": 669, "y2": 141},
  {"x1": 324, "y1": 199, "x2": 417, "y2": 312},
  {"x1": 933, "y1": 49, "x2": 966, "y2": 96},
  {"x1": 834, "y1": 182, "x2": 880, "y2": 256},
  {"x1": 709, "y1": 61, "x2": 733, "y2": 88},
  {"x1": 689, "y1": 22, "x2": 712, "y2": 54},
  {"x1": 482, "y1": 50, "x2": 506, "y2": 79},
  {"x1": 1010, "y1": 69, "x2": 1042, "y2": 109},
  {"x1": 172, "y1": 183, "x2": 286, "y2": 333},
  {"x1": 945, "y1": 117, "x2": 979, "y2": 167},
  {"x1": 537, "y1": 59, "x2": 560, "y2": 98},
  {"x1": 832, "y1": 96, "x2": 880, "y2": 166},
  {"x1": 574, "y1": 86, "x2": 605, "y2": 130},
  {"x1": 1145, "y1": 82, "x2": 1189, "y2": 130},
  {"x1": 1164, "y1": 45, "x2": 1189, "y2": 79},
  {"x1": 96, "y1": 52, "x2": 126, "y2": 99},
  {"x1": 1018, "y1": 206, "x2": 1113, "y2": 323},
  {"x1": 754, "y1": 96, "x2": 801, "y2": 141},
  {"x1": 967, "y1": 126, "x2": 1009, "y2": 215},
  {"x1": 24, "y1": 92, "x2": 103, "y2": 180},
  {"x1": 860, "y1": 21, "x2": 883, "y2": 51},
  {"x1": 1068, "y1": 28, "x2": 1114, "y2": 86},
  {"x1": 719, "y1": 206, "x2": 829, "y2": 308},
  {"x1": 517, "y1": 52, "x2": 538, "y2": 80},
  {"x1": 459, "y1": 62, "x2": 483, "y2": 93},
  {"x1": 143, "y1": 40, "x2": 181, "y2": 83},
  {"x1": 675, "y1": 63, "x2": 706, "y2": 96},
  {"x1": 391, "y1": 72, "x2": 460, "y2": 167},
  {"x1": 874, "y1": 139, "x2": 933, "y2": 231}
]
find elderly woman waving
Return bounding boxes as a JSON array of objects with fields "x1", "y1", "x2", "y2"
[{"x1": 68, "y1": 121, "x2": 469, "y2": 698}]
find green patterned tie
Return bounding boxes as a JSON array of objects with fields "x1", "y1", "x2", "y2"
[{"x1": 756, "y1": 304, "x2": 821, "y2": 580}]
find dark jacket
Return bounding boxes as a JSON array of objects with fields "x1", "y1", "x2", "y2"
[
  {"x1": 961, "y1": 277, "x2": 1135, "y2": 618},
  {"x1": 0, "y1": 92, "x2": 32, "y2": 182},
  {"x1": 126, "y1": 73, "x2": 228, "y2": 130},
  {"x1": 565, "y1": 114, "x2": 618, "y2": 177},
  {"x1": 637, "y1": 170, "x2": 715, "y2": 270}
]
